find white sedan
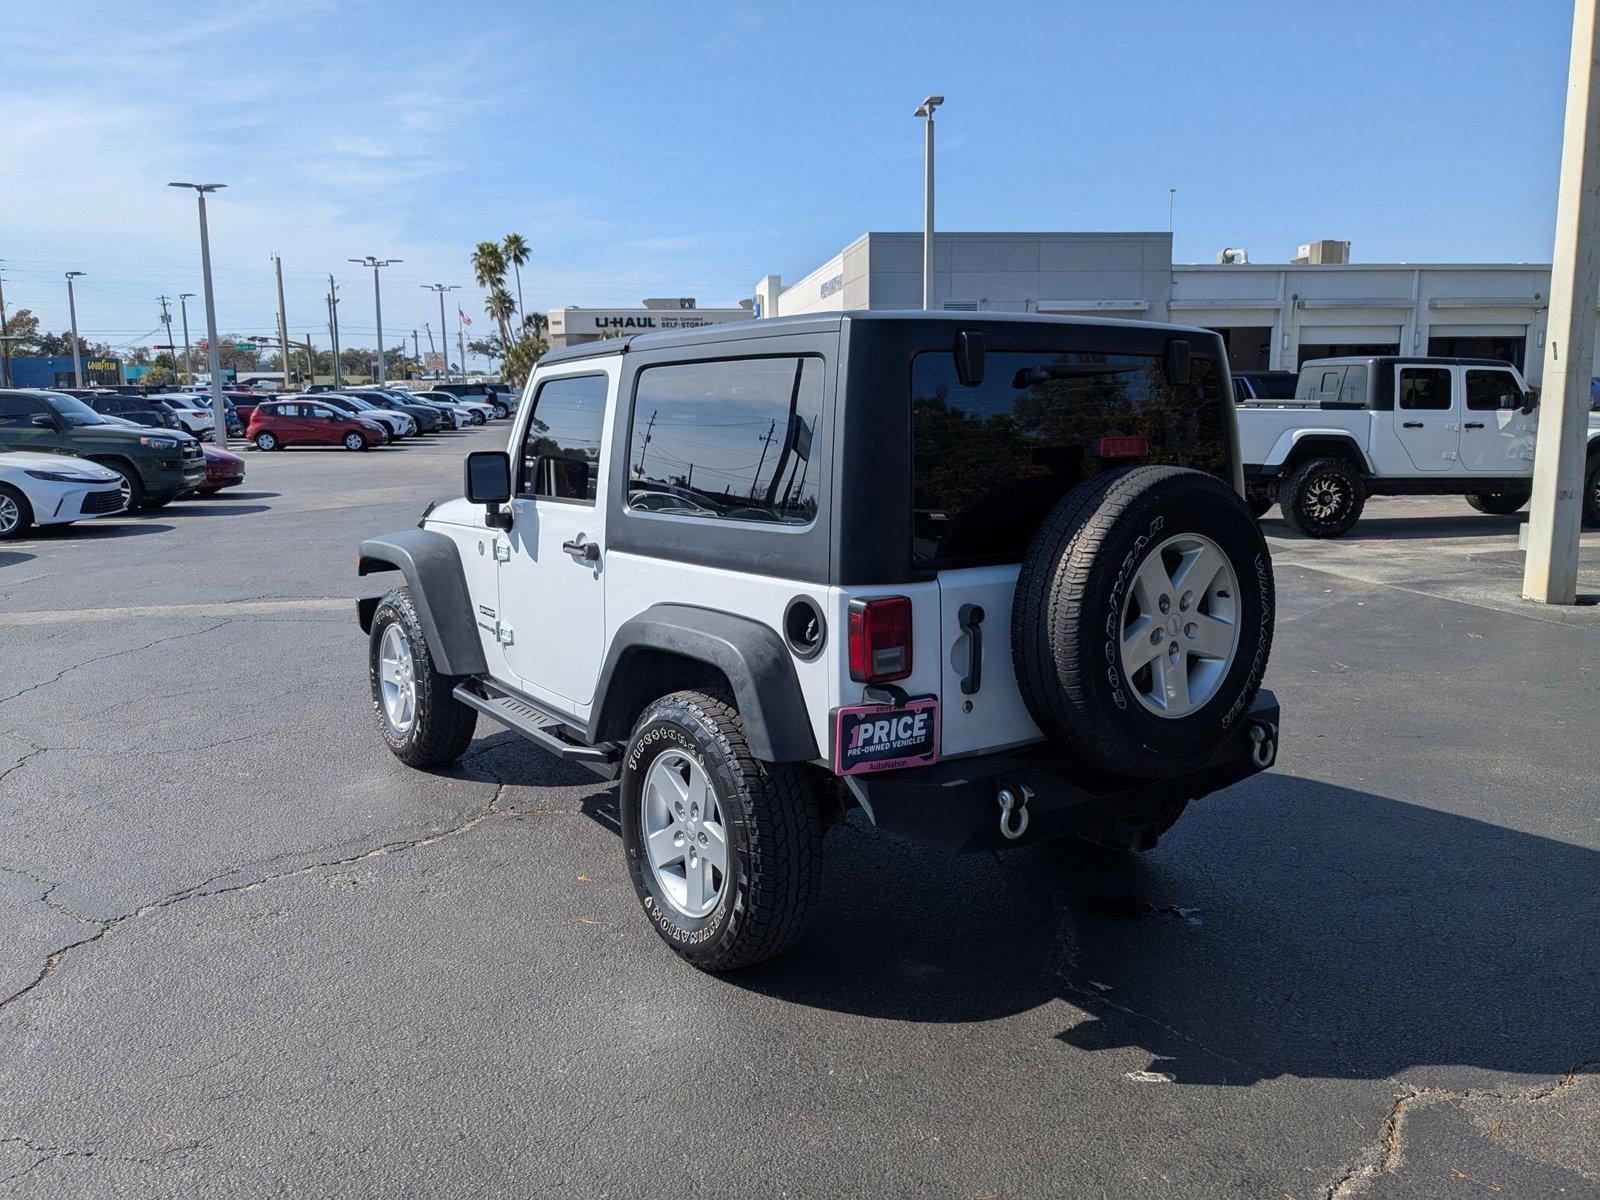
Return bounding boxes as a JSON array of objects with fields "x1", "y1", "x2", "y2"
[{"x1": 0, "y1": 446, "x2": 126, "y2": 539}]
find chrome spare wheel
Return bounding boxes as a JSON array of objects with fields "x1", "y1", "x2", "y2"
[
  {"x1": 0, "y1": 493, "x2": 19, "y2": 535},
  {"x1": 378, "y1": 622, "x2": 417, "y2": 733},
  {"x1": 1119, "y1": 531, "x2": 1241, "y2": 719},
  {"x1": 641, "y1": 749, "x2": 727, "y2": 919}
]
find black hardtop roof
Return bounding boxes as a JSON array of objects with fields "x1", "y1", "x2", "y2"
[
  {"x1": 1303, "y1": 355, "x2": 1518, "y2": 370},
  {"x1": 536, "y1": 309, "x2": 1222, "y2": 367}
]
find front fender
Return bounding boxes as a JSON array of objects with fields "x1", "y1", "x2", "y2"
[{"x1": 357, "y1": 528, "x2": 488, "y2": 677}]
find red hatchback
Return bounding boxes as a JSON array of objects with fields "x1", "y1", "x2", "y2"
[{"x1": 247, "y1": 400, "x2": 389, "y2": 451}]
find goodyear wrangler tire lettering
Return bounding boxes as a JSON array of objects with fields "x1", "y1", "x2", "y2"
[{"x1": 1011, "y1": 467, "x2": 1275, "y2": 781}]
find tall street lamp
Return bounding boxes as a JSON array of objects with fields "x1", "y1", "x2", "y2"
[
  {"x1": 178, "y1": 292, "x2": 196, "y2": 384},
  {"x1": 169, "y1": 182, "x2": 228, "y2": 441},
  {"x1": 350, "y1": 256, "x2": 401, "y2": 383},
  {"x1": 914, "y1": 95, "x2": 944, "y2": 312},
  {"x1": 422, "y1": 284, "x2": 460, "y2": 381},
  {"x1": 64, "y1": 271, "x2": 86, "y2": 387}
]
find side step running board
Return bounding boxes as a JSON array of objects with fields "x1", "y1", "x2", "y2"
[{"x1": 453, "y1": 682, "x2": 620, "y2": 779}]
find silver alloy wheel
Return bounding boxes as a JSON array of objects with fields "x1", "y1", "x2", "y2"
[
  {"x1": 1303, "y1": 473, "x2": 1350, "y2": 522},
  {"x1": 641, "y1": 749, "x2": 728, "y2": 920},
  {"x1": 1119, "y1": 531, "x2": 1241, "y2": 719},
  {"x1": 256, "y1": 432, "x2": 276, "y2": 451},
  {"x1": 378, "y1": 622, "x2": 417, "y2": 733},
  {"x1": 0, "y1": 493, "x2": 19, "y2": 536},
  {"x1": 117, "y1": 474, "x2": 133, "y2": 506},
  {"x1": 344, "y1": 432, "x2": 364, "y2": 451}
]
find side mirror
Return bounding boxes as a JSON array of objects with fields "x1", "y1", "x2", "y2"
[
  {"x1": 1519, "y1": 394, "x2": 1538, "y2": 415},
  {"x1": 465, "y1": 450, "x2": 513, "y2": 529},
  {"x1": 955, "y1": 330, "x2": 986, "y2": 387},
  {"x1": 30, "y1": 413, "x2": 61, "y2": 430},
  {"x1": 1164, "y1": 339, "x2": 1192, "y2": 387}
]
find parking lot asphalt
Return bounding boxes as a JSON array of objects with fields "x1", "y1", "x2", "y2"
[{"x1": 1, "y1": 437, "x2": 1597, "y2": 1198}]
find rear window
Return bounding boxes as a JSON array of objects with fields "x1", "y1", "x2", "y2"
[
  {"x1": 1247, "y1": 372, "x2": 1298, "y2": 400},
  {"x1": 911, "y1": 349, "x2": 1229, "y2": 569}
]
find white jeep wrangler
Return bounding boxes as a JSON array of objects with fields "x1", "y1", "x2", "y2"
[
  {"x1": 357, "y1": 313, "x2": 1281, "y2": 970},
  {"x1": 1239, "y1": 355, "x2": 1600, "y2": 536}
]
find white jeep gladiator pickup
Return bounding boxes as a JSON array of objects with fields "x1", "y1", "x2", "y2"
[
  {"x1": 1239, "y1": 355, "x2": 1600, "y2": 536},
  {"x1": 356, "y1": 313, "x2": 1281, "y2": 970}
]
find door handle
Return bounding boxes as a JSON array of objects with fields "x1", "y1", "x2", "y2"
[
  {"x1": 1464, "y1": 422, "x2": 1485, "y2": 429},
  {"x1": 562, "y1": 538, "x2": 600, "y2": 562},
  {"x1": 958, "y1": 603, "x2": 985, "y2": 695},
  {"x1": 1402, "y1": 421, "x2": 1424, "y2": 428}
]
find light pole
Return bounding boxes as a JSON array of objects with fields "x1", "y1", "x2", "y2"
[
  {"x1": 273, "y1": 254, "x2": 292, "y2": 389},
  {"x1": 350, "y1": 256, "x2": 401, "y2": 383},
  {"x1": 169, "y1": 182, "x2": 228, "y2": 441},
  {"x1": 64, "y1": 271, "x2": 86, "y2": 387},
  {"x1": 914, "y1": 95, "x2": 944, "y2": 311},
  {"x1": 422, "y1": 284, "x2": 459, "y2": 381},
  {"x1": 0, "y1": 263, "x2": 11, "y2": 388},
  {"x1": 178, "y1": 292, "x2": 196, "y2": 384}
]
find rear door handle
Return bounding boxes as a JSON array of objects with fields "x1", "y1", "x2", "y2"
[
  {"x1": 958, "y1": 603, "x2": 985, "y2": 695},
  {"x1": 562, "y1": 538, "x2": 600, "y2": 562},
  {"x1": 1402, "y1": 421, "x2": 1424, "y2": 428},
  {"x1": 1464, "y1": 422, "x2": 1485, "y2": 429}
]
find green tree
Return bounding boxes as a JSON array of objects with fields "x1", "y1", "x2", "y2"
[
  {"x1": 502, "y1": 233, "x2": 530, "y2": 316},
  {"x1": 485, "y1": 286, "x2": 516, "y2": 348},
  {"x1": 502, "y1": 332, "x2": 549, "y2": 386},
  {"x1": 140, "y1": 364, "x2": 176, "y2": 387},
  {"x1": 471, "y1": 241, "x2": 507, "y2": 292}
]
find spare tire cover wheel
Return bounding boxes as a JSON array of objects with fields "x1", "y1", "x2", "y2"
[{"x1": 1012, "y1": 466, "x2": 1275, "y2": 780}]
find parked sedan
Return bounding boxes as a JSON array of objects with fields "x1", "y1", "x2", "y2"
[
  {"x1": 411, "y1": 390, "x2": 489, "y2": 425},
  {"x1": 194, "y1": 442, "x2": 245, "y2": 494},
  {"x1": 335, "y1": 390, "x2": 443, "y2": 433},
  {"x1": 0, "y1": 441, "x2": 126, "y2": 539},
  {"x1": 314, "y1": 394, "x2": 413, "y2": 440},
  {"x1": 146, "y1": 394, "x2": 218, "y2": 439},
  {"x1": 247, "y1": 400, "x2": 389, "y2": 451}
]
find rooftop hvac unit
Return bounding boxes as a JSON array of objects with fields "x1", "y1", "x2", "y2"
[{"x1": 1292, "y1": 239, "x2": 1350, "y2": 265}]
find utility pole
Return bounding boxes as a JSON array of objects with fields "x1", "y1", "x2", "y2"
[
  {"x1": 169, "y1": 182, "x2": 228, "y2": 440},
  {"x1": 65, "y1": 271, "x2": 86, "y2": 387},
  {"x1": 0, "y1": 263, "x2": 10, "y2": 388},
  {"x1": 273, "y1": 254, "x2": 292, "y2": 388},
  {"x1": 422, "y1": 284, "x2": 459, "y2": 382},
  {"x1": 178, "y1": 293, "x2": 196, "y2": 384},
  {"x1": 637, "y1": 409, "x2": 658, "y2": 475},
  {"x1": 349, "y1": 255, "x2": 401, "y2": 384},
  {"x1": 1168, "y1": 187, "x2": 1177, "y2": 234},
  {"x1": 1523, "y1": 0, "x2": 1600, "y2": 605},
  {"x1": 914, "y1": 95, "x2": 944, "y2": 311},
  {"x1": 458, "y1": 325, "x2": 467, "y2": 378},
  {"x1": 412, "y1": 329, "x2": 421, "y2": 376},
  {"x1": 327, "y1": 274, "x2": 342, "y2": 387},
  {"x1": 752, "y1": 418, "x2": 777, "y2": 497},
  {"x1": 157, "y1": 295, "x2": 176, "y2": 378}
]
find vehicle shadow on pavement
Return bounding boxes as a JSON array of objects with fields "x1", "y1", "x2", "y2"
[
  {"x1": 0, "y1": 550, "x2": 36, "y2": 568},
  {"x1": 162, "y1": 503, "x2": 272, "y2": 517},
  {"x1": 31, "y1": 521, "x2": 173, "y2": 540},
  {"x1": 1266, "y1": 514, "x2": 1529, "y2": 542},
  {"x1": 730, "y1": 774, "x2": 1600, "y2": 1088},
  {"x1": 213, "y1": 490, "x2": 280, "y2": 500}
]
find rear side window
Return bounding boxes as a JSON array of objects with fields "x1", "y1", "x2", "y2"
[
  {"x1": 519, "y1": 374, "x2": 608, "y2": 503},
  {"x1": 911, "y1": 350, "x2": 1229, "y2": 568},
  {"x1": 1398, "y1": 367, "x2": 1452, "y2": 410},
  {"x1": 626, "y1": 356, "x2": 824, "y2": 526},
  {"x1": 1338, "y1": 365, "x2": 1367, "y2": 406}
]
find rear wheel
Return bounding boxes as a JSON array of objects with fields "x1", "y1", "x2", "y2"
[
  {"x1": 492, "y1": 402, "x2": 509, "y2": 420},
  {"x1": 1280, "y1": 456, "x2": 1366, "y2": 538},
  {"x1": 621, "y1": 689, "x2": 824, "y2": 971},
  {"x1": 367, "y1": 586, "x2": 477, "y2": 766},
  {"x1": 98, "y1": 460, "x2": 146, "y2": 511},
  {"x1": 0, "y1": 485, "x2": 33, "y2": 541},
  {"x1": 343, "y1": 431, "x2": 369, "y2": 452},
  {"x1": 1012, "y1": 466, "x2": 1275, "y2": 780},
  {"x1": 1465, "y1": 491, "x2": 1530, "y2": 516}
]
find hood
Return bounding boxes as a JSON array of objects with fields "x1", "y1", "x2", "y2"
[
  {"x1": 200, "y1": 443, "x2": 244, "y2": 466},
  {"x1": 0, "y1": 450, "x2": 122, "y2": 481}
]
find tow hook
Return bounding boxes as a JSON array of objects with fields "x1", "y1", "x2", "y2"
[
  {"x1": 1248, "y1": 720, "x2": 1278, "y2": 769},
  {"x1": 997, "y1": 783, "x2": 1032, "y2": 841}
]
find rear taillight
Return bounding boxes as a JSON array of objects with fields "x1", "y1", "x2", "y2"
[{"x1": 848, "y1": 597, "x2": 913, "y2": 683}]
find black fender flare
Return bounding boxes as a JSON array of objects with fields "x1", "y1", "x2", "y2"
[
  {"x1": 592, "y1": 604, "x2": 819, "y2": 764},
  {"x1": 356, "y1": 529, "x2": 488, "y2": 677}
]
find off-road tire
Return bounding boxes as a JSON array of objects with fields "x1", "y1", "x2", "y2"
[
  {"x1": 0, "y1": 484, "x2": 33, "y2": 541},
  {"x1": 367, "y1": 586, "x2": 477, "y2": 767},
  {"x1": 1584, "y1": 455, "x2": 1600, "y2": 527},
  {"x1": 1465, "y1": 491, "x2": 1531, "y2": 516},
  {"x1": 1280, "y1": 455, "x2": 1366, "y2": 538},
  {"x1": 620, "y1": 689, "x2": 824, "y2": 971},
  {"x1": 1012, "y1": 466, "x2": 1275, "y2": 780}
]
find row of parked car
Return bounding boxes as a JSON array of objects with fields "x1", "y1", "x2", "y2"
[{"x1": 0, "y1": 381, "x2": 516, "y2": 540}]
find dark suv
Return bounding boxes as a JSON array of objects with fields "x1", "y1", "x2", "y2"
[
  {"x1": 0, "y1": 389, "x2": 205, "y2": 508},
  {"x1": 83, "y1": 393, "x2": 186, "y2": 432},
  {"x1": 356, "y1": 313, "x2": 1282, "y2": 971}
]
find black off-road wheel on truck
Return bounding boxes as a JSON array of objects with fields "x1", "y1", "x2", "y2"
[
  {"x1": 367, "y1": 586, "x2": 478, "y2": 767},
  {"x1": 620, "y1": 689, "x2": 824, "y2": 971},
  {"x1": 1013, "y1": 465, "x2": 1275, "y2": 786},
  {"x1": 1465, "y1": 491, "x2": 1530, "y2": 516},
  {"x1": 1279, "y1": 455, "x2": 1366, "y2": 538}
]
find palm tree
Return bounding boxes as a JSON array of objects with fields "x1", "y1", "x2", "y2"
[
  {"x1": 502, "y1": 233, "x2": 529, "y2": 318},
  {"x1": 471, "y1": 241, "x2": 507, "y2": 294},
  {"x1": 485, "y1": 286, "x2": 516, "y2": 350}
]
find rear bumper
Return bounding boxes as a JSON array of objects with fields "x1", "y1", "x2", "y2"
[{"x1": 846, "y1": 690, "x2": 1280, "y2": 853}]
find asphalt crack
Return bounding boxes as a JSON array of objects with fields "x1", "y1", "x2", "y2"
[
  {"x1": 0, "y1": 620, "x2": 234, "y2": 709},
  {"x1": 0, "y1": 782, "x2": 514, "y2": 1021},
  {"x1": 1325, "y1": 1062, "x2": 1600, "y2": 1198}
]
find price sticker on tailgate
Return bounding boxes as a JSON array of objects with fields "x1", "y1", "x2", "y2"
[{"x1": 833, "y1": 697, "x2": 939, "y2": 776}]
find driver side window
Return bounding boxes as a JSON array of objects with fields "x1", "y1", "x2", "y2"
[
  {"x1": 518, "y1": 374, "x2": 607, "y2": 503},
  {"x1": 0, "y1": 395, "x2": 48, "y2": 427}
]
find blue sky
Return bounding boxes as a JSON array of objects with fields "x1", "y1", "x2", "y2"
[{"x1": 0, "y1": 0, "x2": 1575, "y2": 358}]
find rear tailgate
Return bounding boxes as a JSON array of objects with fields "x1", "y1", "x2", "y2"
[{"x1": 935, "y1": 564, "x2": 1043, "y2": 757}]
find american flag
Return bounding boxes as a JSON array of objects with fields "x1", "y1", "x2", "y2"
[{"x1": 458, "y1": 308, "x2": 472, "y2": 326}]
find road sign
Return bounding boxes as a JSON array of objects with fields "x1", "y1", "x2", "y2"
[{"x1": 232, "y1": 342, "x2": 257, "y2": 353}]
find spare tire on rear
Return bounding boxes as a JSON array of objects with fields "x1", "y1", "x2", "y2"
[{"x1": 1012, "y1": 466, "x2": 1275, "y2": 780}]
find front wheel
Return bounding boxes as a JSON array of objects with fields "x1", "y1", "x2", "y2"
[
  {"x1": 1465, "y1": 491, "x2": 1530, "y2": 516},
  {"x1": 471, "y1": 411, "x2": 486, "y2": 426},
  {"x1": 99, "y1": 460, "x2": 146, "y2": 511},
  {"x1": 0, "y1": 485, "x2": 33, "y2": 541},
  {"x1": 492, "y1": 403, "x2": 509, "y2": 420},
  {"x1": 343, "y1": 431, "x2": 369, "y2": 452},
  {"x1": 254, "y1": 431, "x2": 279, "y2": 451},
  {"x1": 367, "y1": 587, "x2": 477, "y2": 766},
  {"x1": 1280, "y1": 456, "x2": 1366, "y2": 538},
  {"x1": 620, "y1": 690, "x2": 824, "y2": 971}
]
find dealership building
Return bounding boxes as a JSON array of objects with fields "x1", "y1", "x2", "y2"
[
  {"x1": 548, "y1": 298, "x2": 753, "y2": 349},
  {"x1": 753, "y1": 232, "x2": 1567, "y2": 383}
]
